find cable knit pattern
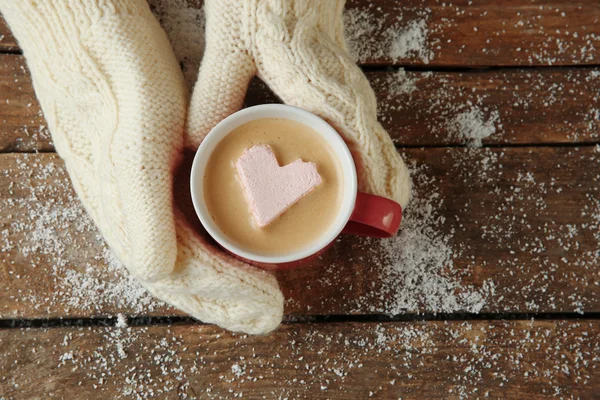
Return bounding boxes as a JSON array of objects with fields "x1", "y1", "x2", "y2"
[
  {"x1": 188, "y1": 0, "x2": 412, "y2": 208},
  {"x1": 0, "y1": 0, "x2": 283, "y2": 335}
]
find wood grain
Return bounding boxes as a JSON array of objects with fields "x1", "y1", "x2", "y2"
[
  {"x1": 0, "y1": 320, "x2": 598, "y2": 399},
  {"x1": 1, "y1": 55, "x2": 599, "y2": 152},
  {"x1": 2, "y1": 1, "x2": 600, "y2": 66},
  {"x1": 2, "y1": 3, "x2": 599, "y2": 398},
  {"x1": 2, "y1": 147, "x2": 599, "y2": 319}
]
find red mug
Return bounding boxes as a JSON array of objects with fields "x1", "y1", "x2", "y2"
[{"x1": 190, "y1": 104, "x2": 402, "y2": 270}]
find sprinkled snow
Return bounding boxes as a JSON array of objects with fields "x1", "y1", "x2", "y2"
[
  {"x1": 449, "y1": 107, "x2": 501, "y2": 148},
  {"x1": 116, "y1": 314, "x2": 128, "y2": 328},
  {"x1": 386, "y1": 68, "x2": 419, "y2": 96},
  {"x1": 390, "y1": 18, "x2": 433, "y2": 64},
  {"x1": 357, "y1": 161, "x2": 490, "y2": 314},
  {"x1": 343, "y1": 7, "x2": 388, "y2": 63},
  {"x1": 344, "y1": 7, "x2": 434, "y2": 64}
]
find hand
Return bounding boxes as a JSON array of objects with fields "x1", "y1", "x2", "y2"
[{"x1": 0, "y1": 0, "x2": 283, "y2": 334}]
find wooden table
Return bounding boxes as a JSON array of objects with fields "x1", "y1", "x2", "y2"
[{"x1": 1, "y1": 1, "x2": 599, "y2": 398}]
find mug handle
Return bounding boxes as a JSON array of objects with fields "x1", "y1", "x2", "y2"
[{"x1": 342, "y1": 192, "x2": 403, "y2": 238}]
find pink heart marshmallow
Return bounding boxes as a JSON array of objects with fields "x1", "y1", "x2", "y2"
[{"x1": 235, "y1": 144, "x2": 322, "y2": 227}]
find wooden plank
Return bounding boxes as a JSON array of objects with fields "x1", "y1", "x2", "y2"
[
  {"x1": 0, "y1": 320, "x2": 598, "y2": 398},
  {"x1": 2, "y1": 55, "x2": 599, "y2": 152},
  {"x1": 343, "y1": 0, "x2": 600, "y2": 67},
  {"x1": 2, "y1": 147, "x2": 599, "y2": 319},
  {"x1": 2, "y1": 1, "x2": 600, "y2": 66}
]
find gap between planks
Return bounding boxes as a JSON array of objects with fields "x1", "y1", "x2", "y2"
[{"x1": 3, "y1": 312, "x2": 600, "y2": 330}]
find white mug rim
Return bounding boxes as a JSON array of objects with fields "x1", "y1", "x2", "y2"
[{"x1": 190, "y1": 104, "x2": 358, "y2": 264}]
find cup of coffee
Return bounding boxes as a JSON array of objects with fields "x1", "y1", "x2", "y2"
[{"x1": 190, "y1": 104, "x2": 402, "y2": 269}]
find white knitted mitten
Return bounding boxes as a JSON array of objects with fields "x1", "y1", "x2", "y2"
[
  {"x1": 188, "y1": 0, "x2": 411, "y2": 208},
  {"x1": 0, "y1": 0, "x2": 283, "y2": 334}
]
